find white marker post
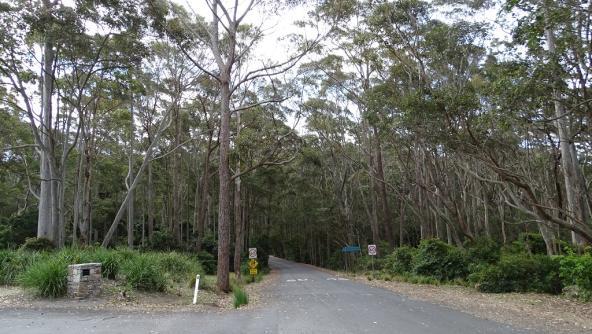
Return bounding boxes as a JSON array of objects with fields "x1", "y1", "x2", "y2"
[{"x1": 192, "y1": 274, "x2": 200, "y2": 305}]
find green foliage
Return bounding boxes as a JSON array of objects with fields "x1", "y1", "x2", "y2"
[
  {"x1": 413, "y1": 239, "x2": 468, "y2": 281},
  {"x1": 0, "y1": 250, "x2": 44, "y2": 285},
  {"x1": 147, "y1": 231, "x2": 178, "y2": 251},
  {"x1": 20, "y1": 237, "x2": 55, "y2": 252},
  {"x1": 196, "y1": 251, "x2": 216, "y2": 275},
  {"x1": 0, "y1": 210, "x2": 37, "y2": 249},
  {"x1": 155, "y1": 251, "x2": 203, "y2": 283},
  {"x1": 464, "y1": 237, "x2": 501, "y2": 264},
  {"x1": 384, "y1": 246, "x2": 417, "y2": 275},
  {"x1": 507, "y1": 233, "x2": 548, "y2": 255},
  {"x1": 89, "y1": 248, "x2": 122, "y2": 279},
  {"x1": 120, "y1": 254, "x2": 166, "y2": 292},
  {"x1": 470, "y1": 254, "x2": 562, "y2": 294},
  {"x1": 232, "y1": 285, "x2": 248, "y2": 308},
  {"x1": 559, "y1": 254, "x2": 592, "y2": 300},
  {"x1": 19, "y1": 257, "x2": 67, "y2": 298}
]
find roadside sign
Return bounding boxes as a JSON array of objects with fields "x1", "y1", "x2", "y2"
[
  {"x1": 341, "y1": 245, "x2": 361, "y2": 253},
  {"x1": 248, "y1": 259, "x2": 258, "y2": 269},
  {"x1": 368, "y1": 244, "x2": 377, "y2": 256},
  {"x1": 248, "y1": 248, "x2": 257, "y2": 259},
  {"x1": 250, "y1": 268, "x2": 258, "y2": 275}
]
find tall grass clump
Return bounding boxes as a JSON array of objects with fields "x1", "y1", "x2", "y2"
[
  {"x1": 232, "y1": 284, "x2": 248, "y2": 308},
  {"x1": 155, "y1": 251, "x2": 203, "y2": 284},
  {"x1": 0, "y1": 250, "x2": 44, "y2": 285},
  {"x1": 19, "y1": 257, "x2": 67, "y2": 297},
  {"x1": 121, "y1": 253, "x2": 166, "y2": 292}
]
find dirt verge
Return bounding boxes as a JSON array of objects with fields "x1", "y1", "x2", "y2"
[{"x1": 354, "y1": 275, "x2": 592, "y2": 334}]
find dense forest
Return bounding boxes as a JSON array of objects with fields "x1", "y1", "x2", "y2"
[{"x1": 1, "y1": 0, "x2": 591, "y2": 293}]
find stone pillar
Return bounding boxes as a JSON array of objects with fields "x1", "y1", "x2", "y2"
[{"x1": 67, "y1": 263, "x2": 102, "y2": 299}]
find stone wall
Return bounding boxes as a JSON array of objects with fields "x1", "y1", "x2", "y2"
[{"x1": 67, "y1": 263, "x2": 102, "y2": 299}]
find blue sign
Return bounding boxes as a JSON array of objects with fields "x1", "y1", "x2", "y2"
[{"x1": 341, "y1": 245, "x2": 361, "y2": 253}]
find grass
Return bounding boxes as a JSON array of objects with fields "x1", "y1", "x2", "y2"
[
  {"x1": 232, "y1": 284, "x2": 249, "y2": 308},
  {"x1": 121, "y1": 253, "x2": 167, "y2": 292},
  {"x1": 0, "y1": 250, "x2": 45, "y2": 285},
  {"x1": 0, "y1": 247, "x2": 209, "y2": 298},
  {"x1": 19, "y1": 257, "x2": 67, "y2": 298}
]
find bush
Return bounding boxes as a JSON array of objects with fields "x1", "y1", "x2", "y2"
[
  {"x1": 385, "y1": 246, "x2": 417, "y2": 275},
  {"x1": 413, "y1": 239, "x2": 468, "y2": 281},
  {"x1": 465, "y1": 237, "x2": 500, "y2": 265},
  {"x1": 559, "y1": 254, "x2": 592, "y2": 300},
  {"x1": 196, "y1": 251, "x2": 216, "y2": 275},
  {"x1": 511, "y1": 233, "x2": 548, "y2": 255},
  {"x1": 0, "y1": 250, "x2": 44, "y2": 285},
  {"x1": 92, "y1": 248, "x2": 122, "y2": 279},
  {"x1": 148, "y1": 231, "x2": 177, "y2": 251},
  {"x1": 232, "y1": 285, "x2": 248, "y2": 308},
  {"x1": 19, "y1": 257, "x2": 67, "y2": 297},
  {"x1": 155, "y1": 252, "x2": 202, "y2": 283},
  {"x1": 20, "y1": 237, "x2": 55, "y2": 252},
  {"x1": 470, "y1": 254, "x2": 562, "y2": 294},
  {"x1": 121, "y1": 254, "x2": 166, "y2": 292}
]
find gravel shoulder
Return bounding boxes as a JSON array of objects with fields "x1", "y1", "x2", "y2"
[
  {"x1": 352, "y1": 274, "x2": 592, "y2": 334},
  {"x1": 0, "y1": 271, "x2": 276, "y2": 313}
]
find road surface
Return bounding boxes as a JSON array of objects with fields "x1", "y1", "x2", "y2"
[{"x1": 0, "y1": 256, "x2": 537, "y2": 334}]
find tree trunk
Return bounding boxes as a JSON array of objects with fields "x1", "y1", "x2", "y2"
[
  {"x1": 216, "y1": 78, "x2": 232, "y2": 292},
  {"x1": 373, "y1": 127, "x2": 393, "y2": 246},
  {"x1": 196, "y1": 134, "x2": 213, "y2": 251},
  {"x1": 102, "y1": 103, "x2": 173, "y2": 247},
  {"x1": 127, "y1": 98, "x2": 135, "y2": 248},
  {"x1": 172, "y1": 104, "x2": 182, "y2": 244},
  {"x1": 37, "y1": 31, "x2": 55, "y2": 243},
  {"x1": 233, "y1": 110, "x2": 243, "y2": 280},
  {"x1": 546, "y1": 24, "x2": 589, "y2": 247}
]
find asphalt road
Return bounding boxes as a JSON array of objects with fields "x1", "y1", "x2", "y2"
[{"x1": 0, "y1": 256, "x2": 537, "y2": 334}]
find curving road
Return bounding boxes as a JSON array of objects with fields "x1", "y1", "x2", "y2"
[{"x1": 0, "y1": 256, "x2": 537, "y2": 334}]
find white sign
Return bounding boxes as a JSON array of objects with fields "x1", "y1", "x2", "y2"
[
  {"x1": 368, "y1": 244, "x2": 377, "y2": 256},
  {"x1": 248, "y1": 248, "x2": 257, "y2": 259}
]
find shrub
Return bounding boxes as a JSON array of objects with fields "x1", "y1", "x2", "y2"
[
  {"x1": 232, "y1": 285, "x2": 248, "y2": 308},
  {"x1": 19, "y1": 257, "x2": 67, "y2": 297},
  {"x1": 512, "y1": 233, "x2": 548, "y2": 255},
  {"x1": 465, "y1": 237, "x2": 500, "y2": 264},
  {"x1": 121, "y1": 254, "x2": 166, "y2": 292},
  {"x1": 156, "y1": 252, "x2": 202, "y2": 283},
  {"x1": 148, "y1": 231, "x2": 177, "y2": 251},
  {"x1": 470, "y1": 254, "x2": 562, "y2": 294},
  {"x1": 20, "y1": 237, "x2": 55, "y2": 252},
  {"x1": 196, "y1": 251, "x2": 216, "y2": 275},
  {"x1": 92, "y1": 248, "x2": 122, "y2": 279},
  {"x1": 0, "y1": 250, "x2": 44, "y2": 285},
  {"x1": 385, "y1": 246, "x2": 417, "y2": 275},
  {"x1": 413, "y1": 239, "x2": 468, "y2": 281},
  {"x1": 559, "y1": 254, "x2": 592, "y2": 300}
]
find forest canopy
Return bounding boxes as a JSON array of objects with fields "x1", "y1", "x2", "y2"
[{"x1": 0, "y1": 0, "x2": 591, "y2": 292}]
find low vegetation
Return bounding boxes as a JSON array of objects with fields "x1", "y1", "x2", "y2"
[
  {"x1": 1, "y1": 247, "x2": 206, "y2": 298},
  {"x1": 232, "y1": 284, "x2": 249, "y2": 308},
  {"x1": 361, "y1": 237, "x2": 592, "y2": 301}
]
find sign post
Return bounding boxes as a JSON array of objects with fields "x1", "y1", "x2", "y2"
[
  {"x1": 248, "y1": 259, "x2": 258, "y2": 279},
  {"x1": 248, "y1": 248, "x2": 258, "y2": 280},
  {"x1": 368, "y1": 244, "x2": 377, "y2": 272},
  {"x1": 341, "y1": 245, "x2": 361, "y2": 272}
]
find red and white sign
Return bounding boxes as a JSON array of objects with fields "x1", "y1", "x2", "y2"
[{"x1": 368, "y1": 244, "x2": 377, "y2": 256}]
